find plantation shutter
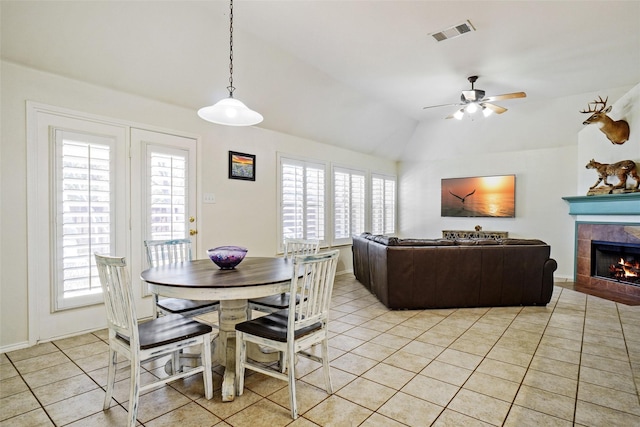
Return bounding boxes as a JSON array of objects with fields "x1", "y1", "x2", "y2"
[
  {"x1": 333, "y1": 167, "x2": 366, "y2": 244},
  {"x1": 280, "y1": 158, "x2": 325, "y2": 244},
  {"x1": 147, "y1": 147, "x2": 188, "y2": 240},
  {"x1": 53, "y1": 130, "x2": 114, "y2": 309},
  {"x1": 372, "y1": 174, "x2": 396, "y2": 235}
]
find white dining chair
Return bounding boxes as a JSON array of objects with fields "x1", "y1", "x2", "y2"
[
  {"x1": 145, "y1": 239, "x2": 219, "y2": 318},
  {"x1": 235, "y1": 249, "x2": 339, "y2": 419},
  {"x1": 95, "y1": 253, "x2": 213, "y2": 427},
  {"x1": 247, "y1": 238, "x2": 320, "y2": 314}
]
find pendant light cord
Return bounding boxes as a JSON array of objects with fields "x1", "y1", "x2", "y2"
[{"x1": 227, "y1": 0, "x2": 235, "y2": 97}]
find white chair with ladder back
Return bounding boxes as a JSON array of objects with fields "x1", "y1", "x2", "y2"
[
  {"x1": 247, "y1": 238, "x2": 320, "y2": 315},
  {"x1": 144, "y1": 239, "x2": 219, "y2": 318},
  {"x1": 235, "y1": 250, "x2": 339, "y2": 419},
  {"x1": 95, "y1": 253, "x2": 213, "y2": 427}
]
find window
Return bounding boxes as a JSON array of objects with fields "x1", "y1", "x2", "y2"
[
  {"x1": 333, "y1": 167, "x2": 366, "y2": 244},
  {"x1": 147, "y1": 148, "x2": 188, "y2": 240},
  {"x1": 279, "y1": 157, "x2": 326, "y2": 245},
  {"x1": 53, "y1": 130, "x2": 115, "y2": 308},
  {"x1": 278, "y1": 154, "x2": 396, "y2": 251},
  {"x1": 371, "y1": 174, "x2": 396, "y2": 235}
]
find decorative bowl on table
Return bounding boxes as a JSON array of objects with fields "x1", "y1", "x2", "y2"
[{"x1": 207, "y1": 246, "x2": 248, "y2": 269}]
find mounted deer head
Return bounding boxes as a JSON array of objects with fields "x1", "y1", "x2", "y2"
[{"x1": 580, "y1": 96, "x2": 630, "y2": 145}]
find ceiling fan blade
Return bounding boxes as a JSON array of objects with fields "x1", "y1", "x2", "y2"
[
  {"x1": 483, "y1": 92, "x2": 526, "y2": 102},
  {"x1": 445, "y1": 108, "x2": 465, "y2": 120},
  {"x1": 423, "y1": 102, "x2": 463, "y2": 110},
  {"x1": 483, "y1": 103, "x2": 507, "y2": 114}
]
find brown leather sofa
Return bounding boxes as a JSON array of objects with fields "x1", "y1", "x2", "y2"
[{"x1": 352, "y1": 233, "x2": 557, "y2": 309}]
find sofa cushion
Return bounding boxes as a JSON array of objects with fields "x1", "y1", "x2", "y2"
[
  {"x1": 455, "y1": 238, "x2": 499, "y2": 246},
  {"x1": 395, "y1": 238, "x2": 454, "y2": 246},
  {"x1": 373, "y1": 235, "x2": 398, "y2": 245},
  {"x1": 500, "y1": 238, "x2": 547, "y2": 245}
]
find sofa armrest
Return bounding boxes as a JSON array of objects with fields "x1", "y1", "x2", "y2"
[{"x1": 541, "y1": 258, "x2": 558, "y2": 303}]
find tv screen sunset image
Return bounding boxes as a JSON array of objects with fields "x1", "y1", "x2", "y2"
[{"x1": 441, "y1": 175, "x2": 515, "y2": 218}]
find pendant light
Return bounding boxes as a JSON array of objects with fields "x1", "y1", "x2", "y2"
[{"x1": 198, "y1": 0, "x2": 263, "y2": 126}]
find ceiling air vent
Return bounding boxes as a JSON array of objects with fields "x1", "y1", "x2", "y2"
[{"x1": 430, "y1": 20, "x2": 476, "y2": 42}]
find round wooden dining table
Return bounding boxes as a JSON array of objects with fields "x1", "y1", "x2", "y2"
[{"x1": 141, "y1": 257, "x2": 293, "y2": 401}]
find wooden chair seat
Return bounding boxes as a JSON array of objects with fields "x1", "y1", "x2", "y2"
[
  {"x1": 235, "y1": 310, "x2": 321, "y2": 342},
  {"x1": 116, "y1": 314, "x2": 213, "y2": 350},
  {"x1": 247, "y1": 293, "x2": 299, "y2": 311},
  {"x1": 156, "y1": 298, "x2": 219, "y2": 316}
]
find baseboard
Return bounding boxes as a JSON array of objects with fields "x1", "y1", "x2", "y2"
[
  {"x1": 0, "y1": 340, "x2": 31, "y2": 354},
  {"x1": 336, "y1": 269, "x2": 354, "y2": 276}
]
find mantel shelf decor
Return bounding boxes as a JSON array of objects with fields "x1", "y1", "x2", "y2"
[
  {"x1": 562, "y1": 193, "x2": 640, "y2": 216},
  {"x1": 442, "y1": 230, "x2": 509, "y2": 240}
]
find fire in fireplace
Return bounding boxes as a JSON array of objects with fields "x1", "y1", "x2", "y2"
[{"x1": 591, "y1": 240, "x2": 640, "y2": 286}]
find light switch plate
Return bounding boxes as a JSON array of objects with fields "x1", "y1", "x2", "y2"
[{"x1": 203, "y1": 193, "x2": 216, "y2": 204}]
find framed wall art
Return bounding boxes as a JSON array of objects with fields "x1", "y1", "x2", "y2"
[
  {"x1": 441, "y1": 174, "x2": 515, "y2": 218},
  {"x1": 228, "y1": 151, "x2": 256, "y2": 181}
]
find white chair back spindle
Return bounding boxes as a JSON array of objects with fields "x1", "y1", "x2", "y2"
[
  {"x1": 96, "y1": 254, "x2": 139, "y2": 346},
  {"x1": 145, "y1": 238, "x2": 192, "y2": 267},
  {"x1": 283, "y1": 238, "x2": 320, "y2": 259},
  {"x1": 291, "y1": 251, "x2": 338, "y2": 333}
]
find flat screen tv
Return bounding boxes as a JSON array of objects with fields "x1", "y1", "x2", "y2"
[{"x1": 441, "y1": 174, "x2": 515, "y2": 218}]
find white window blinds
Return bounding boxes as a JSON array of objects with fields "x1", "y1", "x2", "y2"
[
  {"x1": 334, "y1": 167, "x2": 366, "y2": 243},
  {"x1": 54, "y1": 130, "x2": 114, "y2": 308},
  {"x1": 147, "y1": 148, "x2": 188, "y2": 240},
  {"x1": 280, "y1": 158, "x2": 325, "y2": 242},
  {"x1": 372, "y1": 174, "x2": 396, "y2": 235}
]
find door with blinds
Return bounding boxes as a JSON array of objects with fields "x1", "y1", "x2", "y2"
[
  {"x1": 30, "y1": 110, "x2": 129, "y2": 341},
  {"x1": 129, "y1": 128, "x2": 198, "y2": 299},
  {"x1": 28, "y1": 104, "x2": 198, "y2": 342}
]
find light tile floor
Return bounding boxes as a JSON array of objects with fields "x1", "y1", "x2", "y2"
[{"x1": 2, "y1": 275, "x2": 640, "y2": 426}]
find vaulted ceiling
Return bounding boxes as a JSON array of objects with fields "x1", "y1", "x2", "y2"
[{"x1": 2, "y1": 1, "x2": 639, "y2": 160}]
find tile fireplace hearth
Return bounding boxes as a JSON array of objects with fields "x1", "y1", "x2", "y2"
[{"x1": 576, "y1": 223, "x2": 640, "y2": 305}]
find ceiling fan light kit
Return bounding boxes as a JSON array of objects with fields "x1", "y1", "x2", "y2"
[
  {"x1": 465, "y1": 102, "x2": 478, "y2": 114},
  {"x1": 198, "y1": 0, "x2": 263, "y2": 127},
  {"x1": 423, "y1": 75, "x2": 526, "y2": 120}
]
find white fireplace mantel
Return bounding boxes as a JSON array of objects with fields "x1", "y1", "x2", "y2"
[{"x1": 562, "y1": 193, "x2": 640, "y2": 216}]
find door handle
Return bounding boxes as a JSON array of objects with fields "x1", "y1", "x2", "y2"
[{"x1": 189, "y1": 229, "x2": 198, "y2": 236}]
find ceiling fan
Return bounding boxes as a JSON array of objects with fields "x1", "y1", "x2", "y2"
[{"x1": 423, "y1": 76, "x2": 526, "y2": 119}]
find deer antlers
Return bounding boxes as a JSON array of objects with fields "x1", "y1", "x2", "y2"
[{"x1": 580, "y1": 96, "x2": 608, "y2": 114}]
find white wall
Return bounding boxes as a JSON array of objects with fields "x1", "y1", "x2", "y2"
[
  {"x1": 0, "y1": 61, "x2": 396, "y2": 349},
  {"x1": 398, "y1": 85, "x2": 635, "y2": 281}
]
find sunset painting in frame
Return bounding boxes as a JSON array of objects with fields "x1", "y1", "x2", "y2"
[
  {"x1": 441, "y1": 175, "x2": 515, "y2": 218},
  {"x1": 228, "y1": 151, "x2": 255, "y2": 181}
]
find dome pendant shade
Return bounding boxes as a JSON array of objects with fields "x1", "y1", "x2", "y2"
[
  {"x1": 198, "y1": 97, "x2": 263, "y2": 126},
  {"x1": 198, "y1": 0, "x2": 262, "y2": 127}
]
